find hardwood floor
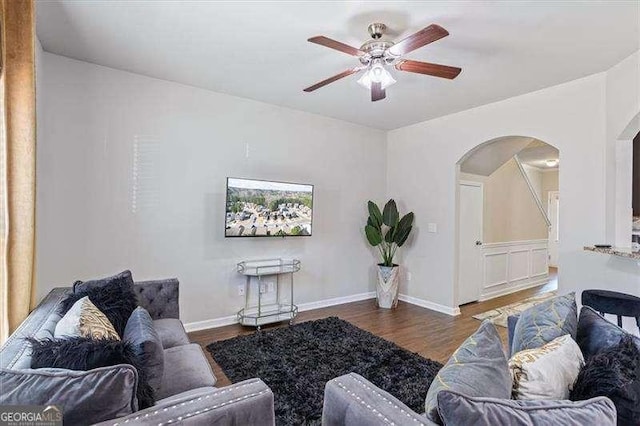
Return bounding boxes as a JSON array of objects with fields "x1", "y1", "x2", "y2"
[{"x1": 189, "y1": 267, "x2": 558, "y2": 387}]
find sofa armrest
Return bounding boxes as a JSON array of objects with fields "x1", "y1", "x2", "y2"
[
  {"x1": 507, "y1": 314, "x2": 520, "y2": 357},
  {"x1": 94, "y1": 378, "x2": 275, "y2": 426},
  {"x1": 134, "y1": 278, "x2": 180, "y2": 320},
  {"x1": 322, "y1": 373, "x2": 435, "y2": 426}
]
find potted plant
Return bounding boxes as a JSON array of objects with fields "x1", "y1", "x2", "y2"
[{"x1": 364, "y1": 199, "x2": 414, "y2": 308}]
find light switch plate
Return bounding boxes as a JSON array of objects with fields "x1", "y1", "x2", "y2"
[{"x1": 427, "y1": 223, "x2": 437, "y2": 233}]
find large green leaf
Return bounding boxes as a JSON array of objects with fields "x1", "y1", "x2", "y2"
[
  {"x1": 367, "y1": 201, "x2": 382, "y2": 228},
  {"x1": 365, "y1": 225, "x2": 382, "y2": 246},
  {"x1": 395, "y1": 225, "x2": 412, "y2": 246},
  {"x1": 397, "y1": 212, "x2": 414, "y2": 231},
  {"x1": 367, "y1": 216, "x2": 381, "y2": 231},
  {"x1": 382, "y1": 199, "x2": 399, "y2": 227},
  {"x1": 384, "y1": 226, "x2": 395, "y2": 243}
]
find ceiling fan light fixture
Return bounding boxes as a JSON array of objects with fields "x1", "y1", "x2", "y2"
[
  {"x1": 357, "y1": 63, "x2": 396, "y2": 90},
  {"x1": 303, "y1": 23, "x2": 460, "y2": 101}
]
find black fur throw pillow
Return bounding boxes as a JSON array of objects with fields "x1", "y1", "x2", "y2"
[
  {"x1": 28, "y1": 337, "x2": 154, "y2": 409},
  {"x1": 60, "y1": 271, "x2": 138, "y2": 337},
  {"x1": 570, "y1": 335, "x2": 640, "y2": 426}
]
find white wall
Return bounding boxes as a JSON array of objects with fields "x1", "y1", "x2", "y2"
[
  {"x1": 606, "y1": 51, "x2": 640, "y2": 246},
  {"x1": 522, "y1": 164, "x2": 543, "y2": 202},
  {"x1": 388, "y1": 50, "x2": 640, "y2": 313},
  {"x1": 388, "y1": 73, "x2": 607, "y2": 309},
  {"x1": 460, "y1": 163, "x2": 548, "y2": 244},
  {"x1": 541, "y1": 170, "x2": 559, "y2": 213},
  {"x1": 484, "y1": 160, "x2": 548, "y2": 243},
  {"x1": 36, "y1": 53, "x2": 387, "y2": 325}
]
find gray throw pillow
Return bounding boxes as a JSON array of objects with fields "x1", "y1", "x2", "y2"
[
  {"x1": 0, "y1": 365, "x2": 137, "y2": 425},
  {"x1": 424, "y1": 321, "x2": 511, "y2": 424},
  {"x1": 437, "y1": 390, "x2": 616, "y2": 426},
  {"x1": 576, "y1": 305, "x2": 640, "y2": 359},
  {"x1": 511, "y1": 292, "x2": 577, "y2": 354},
  {"x1": 123, "y1": 307, "x2": 164, "y2": 392}
]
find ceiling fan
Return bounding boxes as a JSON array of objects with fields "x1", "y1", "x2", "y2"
[{"x1": 303, "y1": 23, "x2": 461, "y2": 102}]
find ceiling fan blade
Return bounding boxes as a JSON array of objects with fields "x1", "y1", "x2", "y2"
[
  {"x1": 308, "y1": 36, "x2": 364, "y2": 56},
  {"x1": 388, "y1": 24, "x2": 449, "y2": 56},
  {"x1": 303, "y1": 68, "x2": 360, "y2": 92},
  {"x1": 395, "y1": 59, "x2": 462, "y2": 79},
  {"x1": 371, "y1": 82, "x2": 386, "y2": 102}
]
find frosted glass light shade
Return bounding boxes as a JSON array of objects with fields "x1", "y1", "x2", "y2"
[{"x1": 357, "y1": 64, "x2": 396, "y2": 90}]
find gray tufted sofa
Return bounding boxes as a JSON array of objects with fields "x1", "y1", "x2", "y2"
[{"x1": 0, "y1": 279, "x2": 275, "y2": 425}]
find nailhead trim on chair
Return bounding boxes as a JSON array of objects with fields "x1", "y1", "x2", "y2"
[
  {"x1": 334, "y1": 381, "x2": 395, "y2": 425},
  {"x1": 107, "y1": 380, "x2": 266, "y2": 425},
  {"x1": 334, "y1": 374, "x2": 427, "y2": 425},
  {"x1": 348, "y1": 374, "x2": 425, "y2": 423},
  {"x1": 160, "y1": 391, "x2": 269, "y2": 425}
]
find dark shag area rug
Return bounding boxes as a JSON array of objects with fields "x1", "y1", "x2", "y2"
[{"x1": 206, "y1": 317, "x2": 442, "y2": 425}]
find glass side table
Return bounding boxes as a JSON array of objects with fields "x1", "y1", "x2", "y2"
[{"x1": 236, "y1": 258, "x2": 300, "y2": 330}]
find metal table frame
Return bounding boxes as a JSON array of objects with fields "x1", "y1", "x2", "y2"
[{"x1": 236, "y1": 258, "x2": 300, "y2": 330}]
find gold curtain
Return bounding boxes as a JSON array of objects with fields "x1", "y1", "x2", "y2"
[{"x1": 0, "y1": 0, "x2": 36, "y2": 344}]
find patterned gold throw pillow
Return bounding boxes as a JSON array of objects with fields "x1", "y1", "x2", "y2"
[
  {"x1": 509, "y1": 334, "x2": 583, "y2": 400},
  {"x1": 54, "y1": 296, "x2": 120, "y2": 340}
]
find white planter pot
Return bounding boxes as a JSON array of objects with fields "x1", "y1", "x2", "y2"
[{"x1": 376, "y1": 265, "x2": 399, "y2": 309}]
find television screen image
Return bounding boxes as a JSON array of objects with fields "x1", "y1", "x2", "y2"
[{"x1": 225, "y1": 178, "x2": 313, "y2": 237}]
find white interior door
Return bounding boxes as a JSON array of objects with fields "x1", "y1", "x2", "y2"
[
  {"x1": 548, "y1": 191, "x2": 559, "y2": 267},
  {"x1": 458, "y1": 182, "x2": 483, "y2": 305}
]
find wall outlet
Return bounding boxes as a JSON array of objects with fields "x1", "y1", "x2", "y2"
[
  {"x1": 266, "y1": 281, "x2": 275, "y2": 293},
  {"x1": 406, "y1": 272, "x2": 412, "y2": 281},
  {"x1": 237, "y1": 284, "x2": 245, "y2": 296},
  {"x1": 427, "y1": 223, "x2": 437, "y2": 233}
]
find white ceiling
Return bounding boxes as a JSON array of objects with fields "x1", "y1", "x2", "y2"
[
  {"x1": 517, "y1": 142, "x2": 560, "y2": 170},
  {"x1": 459, "y1": 136, "x2": 534, "y2": 175},
  {"x1": 460, "y1": 137, "x2": 559, "y2": 175},
  {"x1": 36, "y1": 1, "x2": 640, "y2": 130}
]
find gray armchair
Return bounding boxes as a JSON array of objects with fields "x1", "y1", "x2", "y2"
[
  {"x1": 322, "y1": 373, "x2": 436, "y2": 426},
  {"x1": 94, "y1": 378, "x2": 274, "y2": 425}
]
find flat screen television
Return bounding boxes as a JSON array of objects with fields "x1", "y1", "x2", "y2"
[{"x1": 225, "y1": 177, "x2": 313, "y2": 237}]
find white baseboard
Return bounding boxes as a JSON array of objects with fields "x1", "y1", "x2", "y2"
[
  {"x1": 184, "y1": 291, "x2": 376, "y2": 332},
  {"x1": 297, "y1": 291, "x2": 376, "y2": 312},
  {"x1": 478, "y1": 276, "x2": 549, "y2": 302},
  {"x1": 398, "y1": 294, "x2": 461, "y2": 316},
  {"x1": 184, "y1": 315, "x2": 238, "y2": 332}
]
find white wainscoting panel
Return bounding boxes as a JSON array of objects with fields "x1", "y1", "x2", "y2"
[
  {"x1": 480, "y1": 239, "x2": 549, "y2": 301},
  {"x1": 531, "y1": 248, "x2": 549, "y2": 277},
  {"x1": 484, "y1": 252, "x2": 508, "y2": 288}
]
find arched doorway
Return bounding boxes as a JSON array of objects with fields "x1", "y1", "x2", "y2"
[{"x1": 454, "y1": 136, "x2": 560, "y2": 308}]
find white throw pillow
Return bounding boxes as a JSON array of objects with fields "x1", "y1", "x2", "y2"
[
  {"x1": 54, "y1": 296, "x2": 120, "y2": 340},
  {"x1": 509, "y1": 334, "x2": 584, "y2": 400}
]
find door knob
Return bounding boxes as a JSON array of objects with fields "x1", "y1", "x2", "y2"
[{"x1": 475, "y1": 241, "x2": 483, "y2": 246}]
